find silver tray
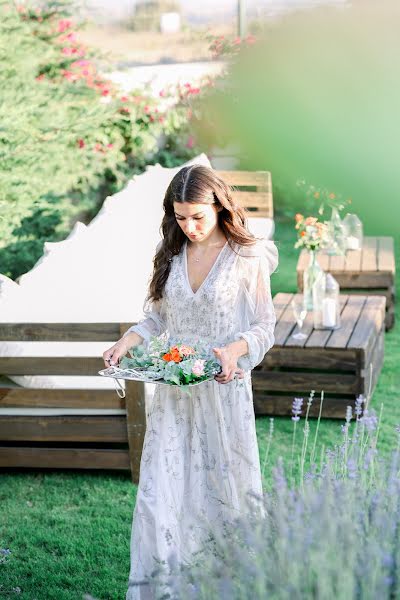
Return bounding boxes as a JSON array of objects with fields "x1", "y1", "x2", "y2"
[{"x1": 98, "y1": 366, "x2": 216, "y2": 386}]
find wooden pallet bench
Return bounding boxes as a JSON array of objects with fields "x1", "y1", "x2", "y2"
[
  {"x1": 296, "y1": 236, "x2": 396, "y2": 330},
  {"x1": 252, "y1": 292, "x2": 386, "y2": 419},
  {"x1": 0, "y1": 323, "x2": 144, "y2": 482}
]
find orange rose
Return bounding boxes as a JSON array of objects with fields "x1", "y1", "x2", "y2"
[
  {"x1": 171, "y1": 349, "x2": 182, "y2": 363},
  {"x1": 162, "y1": 352, "x2": 172, "y2": 362}
]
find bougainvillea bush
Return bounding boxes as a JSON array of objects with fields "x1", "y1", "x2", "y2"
[{"x1": 0, "y1": 0, "x2": 202, "y2": 279}]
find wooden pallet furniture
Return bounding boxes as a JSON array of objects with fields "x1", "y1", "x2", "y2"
[
  {"x1": 215, "y1": 170, "x2": 273, "y2": 219},
  {"x1": 252, "y1": 293, "x2": 386, "y2": 419},
  {"x1": 296, "y1": 236, "x2": 396, "y2": 330},
  {"x1": 0, "y1": 323, "x2": 144, "y2": 483}
]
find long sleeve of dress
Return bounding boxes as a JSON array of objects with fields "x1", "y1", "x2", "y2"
[
  {"x1": 234, "y1": 238, "x2": 279, "y2": 371},
  {"x1": 123, "y1": 295, "x2": 167, "y2": 344}
]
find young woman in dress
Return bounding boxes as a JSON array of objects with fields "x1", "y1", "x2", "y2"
[{"x1": 103, "y1": 165, "x2": 278, "y2": 599}]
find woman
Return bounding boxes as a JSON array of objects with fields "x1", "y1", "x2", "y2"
[{"x1": 103, "y1": 165, "x2": 278, "y2": 599}]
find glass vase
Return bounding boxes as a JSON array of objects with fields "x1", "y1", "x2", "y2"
[
  {"x1": 303, "y1": 249, "x2": 324, "y2": 310},
  {"x1": 325, "y1": 207, "x2": 346, "y2": 255}
]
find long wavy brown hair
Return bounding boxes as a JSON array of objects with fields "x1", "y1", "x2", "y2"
[{"x1": 148, "y1": 165, "x2": 258, "y2": 302}]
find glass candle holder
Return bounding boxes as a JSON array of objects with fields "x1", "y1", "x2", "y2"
[
  {"x1": 342, "y1": 213, "x2": 363, "y2": 251},
  {"x1": 313, "y1": 273, "x2": 341, "y2": 330}
]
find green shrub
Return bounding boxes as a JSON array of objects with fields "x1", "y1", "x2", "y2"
[{"x1": 0, "y1": 0, "x2": 199, "y2": 279}]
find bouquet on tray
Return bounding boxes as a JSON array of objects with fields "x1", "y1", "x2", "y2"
[{"x1": 99, "y1": 336, "x2": 222, "y2": 387}]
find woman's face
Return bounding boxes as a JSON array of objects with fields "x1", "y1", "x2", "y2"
[{"x1": 173, "y1": 201, "x2": 220, "y2": 242}]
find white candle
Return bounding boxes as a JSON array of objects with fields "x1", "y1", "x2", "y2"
[
  {"x1": 347, "y1": 235, "x2": 360, "y2": 250},
  {"x1": 322, "y1": 298, "x2": 337, "y2": 327}
]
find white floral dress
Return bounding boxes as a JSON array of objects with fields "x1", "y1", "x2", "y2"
[{"x1": 125, "y1": 235, "x2": 278, "y2": 600}]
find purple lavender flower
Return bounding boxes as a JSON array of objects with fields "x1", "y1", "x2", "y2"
[
  {"x1": 292, "y1": 397, "x2": 303, "y2": 422},
  {"x1": 360, "y1": 409, "x2": 378, "y2": 433},
  {"x1": 355, "y1": 394, "x2": 365, "y2": 419}
]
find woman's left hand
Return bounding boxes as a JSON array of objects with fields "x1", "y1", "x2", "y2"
[{"x1": 212, "y1": 346, "x2": 245, "y2": 384}]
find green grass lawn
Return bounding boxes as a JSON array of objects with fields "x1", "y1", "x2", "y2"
[{"x1": 1, "y1": 216, "x2": 399, "y2": 599}]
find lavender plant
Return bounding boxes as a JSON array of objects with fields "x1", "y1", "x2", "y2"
[{"x1": 138, "y1": 393, "x2": 400, "y2": 600}]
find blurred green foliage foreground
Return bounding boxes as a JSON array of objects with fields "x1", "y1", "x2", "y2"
[{"x1": 195, "y1": 0, "x2": 400, "y2": 239}]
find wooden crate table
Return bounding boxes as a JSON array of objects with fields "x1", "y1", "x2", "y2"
[
  {"x1": 252, "y1": 293, "x2": 386, "y2": 419},
  {"x1": 296, "y1": 236, "x2": 396, "y2": 330}
]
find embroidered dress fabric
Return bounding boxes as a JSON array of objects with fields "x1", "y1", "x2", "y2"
[{"x1": 124, "y1": 236, "x2": 278, "y2": 599}]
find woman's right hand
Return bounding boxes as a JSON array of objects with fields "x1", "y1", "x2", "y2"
[{"x1": 103, "y1": 332, "x2": 143, "y2": 367}]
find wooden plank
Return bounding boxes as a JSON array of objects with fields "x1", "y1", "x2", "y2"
[
  {"x1": 329, "y1": 254, "x2": 346, "y2": 271},
  {"x1": 364, "y1": 323, "x2": 385, "y2": 378},
  {"x1": 377, "y1": 237, "x2": 396, "y2": 272},
  {"x1": 286, "y1": 308, "x2": 315, "y2": 348},
  {"x1": 347, "y1": 296, "x2": 386, "y2": 356},
  {"x1": 253, "y1": 394, "x2": 363, "y2": 419},
  {"x1": 215, "y1": 170, "x2": 271, "y2": 188},
  {"x1": 306, "y1": 295, "x2": 348, "y2": 347},
  {"x1": 326, "y1": 295, "x2": 366, "y2": 349},
  {"x1": 273, "y1": 293, "x2": 297, "y2": 346},
  {"x1": 252, "y1": 371, "x2": 358, "y2": 394},
  {"x1": 234, "y1": 190, "x2": 273, "y2": 210},
  {"x1": 119, "y1": 324, "x2": 146, "y2": 484},
  {"x1": 261, "y1": 346, "x2": 358, "y2": 371},
  {"x1": 0, "y1": 323, "x2": 126, "y2": 342},
  {"x1": 0, "y1": 447, "x2": 130, "y2": 470},
  {"x1": 272, "y1": 293, "x2": 291, "y2": 322},
  {"x1": 125, "y1": 380, "x2": 146, "y2": 484},
  {"x1": 0, "y1": 416, "x2": 128, "y2": 442},
  {"x1": 316, "y1": 252, "x2": 331, "y2": 271},
  {"x1": 243, "y1": 208, "x2": 272, "y2": 219},
  {"x1": 0, "y1": 357, "x2": 104, "y2": 376},
  {"x1": 361, "y1": 237, "x2": 378, "y2": 272},
  {"x1": 386, "y1": 308, "x2": 395, "y2": 331},
  {"x1": 0, "y1": 388, "x2": 124, "y2": 409},
  {"x1": 344, "y1": 248, "x2": 362, "y2": 272}
]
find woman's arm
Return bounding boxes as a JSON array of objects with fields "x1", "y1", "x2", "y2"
[{"x1": 231, "y1": 241, "x2": 278, "y2": 371}]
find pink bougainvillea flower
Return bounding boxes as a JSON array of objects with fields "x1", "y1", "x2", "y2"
[
  {"x1": 77, "y1": 139, "x2": 85, "y2": 149},
  {"x1": 61, "y1": 46, "x2": 73, "y2": 55},
  {"x1": 186, "y1": 136, "x2": 195, "y2": 149},
  {"x1": 57, "y1": 19, "x2": 72, "y2": 33},
  {"x1": 106, "y1": 143, "x2": 114, "y2": 149},
  {"x1": 159, "y1": 89, "x2": 166, "y2": 97},
  {"x1": 120, "y1": 96, "x2": 129, "y2": 102}
]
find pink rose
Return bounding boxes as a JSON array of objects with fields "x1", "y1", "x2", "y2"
[{"x1": 192, "y1": 359, "x2": 205, "y2": 377}]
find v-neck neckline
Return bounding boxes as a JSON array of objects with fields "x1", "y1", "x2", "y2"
[{"x1": 183, "y1": 239, "x2": 228, "y2": 297}]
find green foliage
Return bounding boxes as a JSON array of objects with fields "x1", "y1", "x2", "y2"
[{"x1": 0, "y1": 0, "x2": 198, "y2": 279}]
